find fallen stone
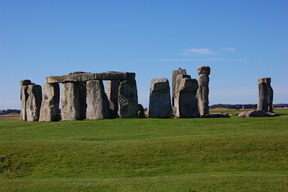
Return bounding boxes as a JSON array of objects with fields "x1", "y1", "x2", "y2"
[
  {"x1": 26, "y1": 84, "x2": 42, "y2": 121},
  {"x1": 149, "y1": 78, "x2": 172, "y2": 118},
  {"x1": 238, "y1": 110, "x2": 278, "y2": 118},
  {"x1": 201, "y1": 113, "x2": 230, "y2": 118},
  {"x1": 118, "y1": 79, "x2": 138, "y2": 118},
  {"x1": 39, "y1": 83, "x2": 60, "y2": 121},
  {"x1": 86, "y1": 80, "x2": 110, "y2": 119}
]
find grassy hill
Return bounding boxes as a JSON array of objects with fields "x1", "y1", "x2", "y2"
[{"x1": 0, "y1": 109, "x2": 287, "y2": 191}]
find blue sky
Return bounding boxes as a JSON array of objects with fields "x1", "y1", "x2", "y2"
[{"x1": 1, "y1": 0, "x2": 288, "y2": 109}]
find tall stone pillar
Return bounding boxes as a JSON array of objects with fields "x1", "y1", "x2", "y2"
[
  {"x1": 86, "y1": 80, "x2": 110, "y2": 119},
  {"x1": 118, "y1": 79, "x2": 138, "y2": 118},
  {"x1": 258, "y1": 77, "x2": 273, "y2": 112},
  {"x1": 61, "y1": 82, "x2": 86, "y2": 120},
  {"x1": 175, "y1": 77, "x2": 199, "y2": 118},
  {"x1": 197, "y1": 66, "x2": 210, "y2": 116},
  {"x1": 20, "y1": 80, "x2": 31, "y2": 121},
  {"x1": 106, "y1": 80, "x2": 120, "y2": 118},
  {"x1": 39, "y1": 83, "x2": 60, "y2": 121},
  {"x1": 149, "y1": 78, "x2": 172, "y2": 118},
  {"x1": 26, "y1": 84, "x2": 42, "y2": 121},
  {"x1": 172, "y1": 68, "x2": 186, "y2": 106}
]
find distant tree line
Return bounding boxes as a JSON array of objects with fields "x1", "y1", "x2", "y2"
[
  {"x1": 210, "y1": 104, "x2": 288, "y2": 109},
  {"x1": 0, "y1": 109, "x2": 21, "y2": 115}
]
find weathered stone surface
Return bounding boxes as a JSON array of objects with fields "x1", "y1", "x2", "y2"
[
  {"x1": 137, "y1": 104, "x2": 145, "y2": 118},
  {"x1": 175, "y1": 77, "x2": 199, "y2": 118},
  {"x1": 86, "y1": 80, "x2": 110, "y2": 119},
  {"x1": 46, "y1": 71, "x2": 135, "y2": 83},
  {"x1": 197, "y1": 66, "x2": 210, "y2": 116},
  {"x1": 61, "y1": 82, "x2": 86, "y2": 120},
  {"x1": 149, "y1": 78, "x2": 172, "y2": 118},
  {"x1": 39, "y1": 83, "x2": 60, "y2": 121},
  {"x1": 20, "y1": 80, "x2": 31, "y2": 86},
  {"x1": 26, "y1": 84, "x2": 42, "y2": 121},
  {"x1": 238, "y1": 110, "x2": 278, "y2": 118},
  {"x1": 267, "y1": 79, "x2": 274, "y2": 113},
  {"x1": 257, "y1": 78, "x2": 268, "y2": 112},
  {"x1": 172, "y1": 68, "x2": 186, "y2": 106},
  {"x1": 118, "y1": 79, "x2": 138, "y2": 118},
  {"x1": 106, "y1": 80, "x2": 120, "y2": 118},
  {"x1": 20, "y1": 85, "x2": 29, "y2": 120}
]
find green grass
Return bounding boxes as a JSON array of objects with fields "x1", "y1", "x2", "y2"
[{"x1": 0, "y1": 109, "x2": 287, "y2": 191}]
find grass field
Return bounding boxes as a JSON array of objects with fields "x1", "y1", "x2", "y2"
[{"x1": 0, "y1": 109, "x2": 287, "y2": 191}]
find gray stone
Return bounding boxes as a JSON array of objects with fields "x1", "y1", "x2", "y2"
[
  {"x1": 172, "y1": 68, "x2": 186, "y2": 106},
  {"x1": 106, "y1": 80, "x2": 120, "y2": 118},
  {"x1": 86, "y1": 80, "x2": 110, "y2": 119},
  {"x1": 39, "y1": 83, "x2": 60, "y2": 121},
  {"x1": 20, "y1": 80, "x2": 31, "y2": 86},
  {"x1": 238, "y1": 110, "x2": 278, "y2": 118},
  {"x1": 149, "y1": 78, "x2": 172, "y2": 118},
  {"x1": 257, "y1": 78, "x2": 268, "y2": 112},
  {"x1": 118, "y1": 79, "x2": 138, "y2": 118},
  {"x1": 137, "y1": 104, "x2": 145, "y2": 118},
  {"x1": 201, "y1": 113, "x2": 229, "y2": 118},
  {"x1": 26, "y1": 84, "x2": 42, "y2": 121},
  {"x1": 175, "y1": 77, "x2": 199, "y2": 118},
  {"x1": 61, "y1": 82, "x2": 86, "y2": 120},
  {"x1": 267, "y1": 79, "x2": 274, "y2": 113},
  {"x1": 46, "y1": 71, "x2": 135, "y2": 83},
  {"x1": 20, "y1": 85, "x2": 29, "y2": 120},
  {"x1": 197, "y1": 66, "x2": 210, "y2": 116}
]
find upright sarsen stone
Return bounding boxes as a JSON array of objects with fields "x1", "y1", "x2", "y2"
[
  {"x1": 258, "y1": 77, "x2": 273, "y2": 112},
  {"x1": 172, "y1": 68, "x2": 186, "y2": 106},
  {"x1": 86, "y1": 80, "x2": 110, "y2": 119},
  {"x1": 61, "y1": 82, "x2": 86, "y2": 120},
  {"x1": 175, "y1": 77, "x2": 199, "y2": 118},
  {"x1": 118, "y1": 79, "x2": 138, "y2": 118},
  {"x1": 26, "y1": 84, "x2": 42, "y2": 121},
  {"x1": 106, "y1": 80, "x2": 120, "y2": 118},
  {"x1": 149, "y1": 78, "x2": 172, "y2": 118},
  {"x1": 267, "y1": 78, "x2": 274, "y2": 112},
  {"x1": 197, "y1": 66, "x2": 210, "y2": 116},
  {"x1": 20, "y1": 85, "x2": 29, "y2": 120},
  {"x1": 39, "y1": 83, "x2": 60, "y2": 121}
]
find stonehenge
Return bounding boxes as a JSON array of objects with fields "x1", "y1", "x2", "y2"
[
  {"x1": 197, "y1": 66, "x2": 210, "y2": 116},
  {"x1": 20, "y1": 71, "x2": 138, "y2": 121},
  {"x1": 20, "y1": 67, "x2": 278, "y2": 121}
]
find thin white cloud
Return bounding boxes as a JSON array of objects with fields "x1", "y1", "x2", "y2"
[
  {"x1": 181, "y1": 48, "x2": 215, "y2": 55},
  {"x1": 222, "y1": 47, "x2": 236, "y2": 51}
]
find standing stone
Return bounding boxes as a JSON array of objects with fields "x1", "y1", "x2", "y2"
[
  {"x1": 39, "y1": 83, "x2": 60, "y2": 121},
  {"x1": 118, "y1": 79, "x2": 138, "y2": 118},
  {"x1": 175, "y1": 77, "x2": 199, "y2": 118},
  {"x1": 86, "y1": 80, "x2": 110, "y2": 119},
  {"x1": 172, "y1": 68, "x2": 186, "y2": 106},
  {"x1": 61, "y1": 82, "x2": 86, "y2": 120},
  {"x1": 137, "y1": 104, "x2": 145, "y2": 118},
  {"x1": 149, "y1": 78, "x2": 172, "y2": 118},
  {"x1": 258, "y1": 77, "x2": 273, "y2": 112},
  {"x1": 267, "y1": 78, "x2": 274, "y2": 112},
  {"x1": 197, "y1": 66, "x2": 210, "y2": 116},
  {"x1": 106, "y1": 80, "x2": 120, "y2": 118},
  {"x1": 20, "y1": 85, "x2": 29, "y2": 120},
  {"x1": 26, "y1": 84, "x2": 42, "y2": 121}
]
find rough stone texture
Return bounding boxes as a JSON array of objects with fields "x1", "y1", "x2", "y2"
[
  {"x1": 118, "y1": 79, "x2": 138, "y2": 118},
  {"x1": 106, "y1": 80, "x2": 120, "y2": 118},
  {"x1": 174, "y1": 77, "x2": 199, "y2": 118},
  {"x1": 238, "y1": 110, "x2": 278, "y2": 118},
  {"x1": 86, "y1": 80, "x2": 110, "y2": 119},
  {"x1": 197, "y1": 66, "x2": 210, "y2": 116},
  {"x1": 172, "y1": 68, "x2": 186, "y2": 106},
  {"x1": 46, "y1": 71, "x2": 135, "y2": 83},
  {"x1": 20, "y1": 80, "x2": 31, "y2": 86},
  {"x1": 257, "y1": 78, "x2": 268, "y2": 112},
  {"x1": 26, "y1": 84, "x2": 42, "y2": 121},
  {"x1": 149, "y1": 78, "x2": 172, "y2": 118},
  {"x1": 61, "y1": 82, "x2": 86, "y2": 120},
  {"x1": 137, "y1": 104, "x2": 145, "y2": 118},
  {"x1": 267, "y1": 79, "x2": 274, "y2": 112},
  {"x1": 20, "y1": 85, "x2": 29, "y2": 120},
  {"x1": 39, "y1": 83, "x2": 60, "y2": 121}
]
